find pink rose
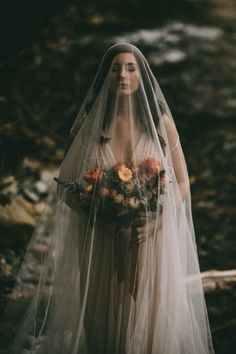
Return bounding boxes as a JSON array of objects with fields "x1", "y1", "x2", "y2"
[{"x1": 100, "y1": 187, "x2": 110, "y2": 197}]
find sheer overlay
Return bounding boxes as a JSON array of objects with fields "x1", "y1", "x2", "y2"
[{"x1": 0, "y1": 43, "x2": 215, "y2": 354}]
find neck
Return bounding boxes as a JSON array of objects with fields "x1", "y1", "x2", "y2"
[
  {"x1": 101, "y1": 95, "x2": 139, "y2": 138},
  {"x1": 116, "y1": 94, "x2": 138, "y2": 119}
]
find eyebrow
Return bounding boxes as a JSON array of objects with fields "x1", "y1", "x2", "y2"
[{"x1": 112, "y1": 62, "x2": 137, "y2": 66}]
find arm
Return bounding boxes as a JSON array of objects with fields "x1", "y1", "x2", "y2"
[
  {"x1": 136, "y1": 115, "x2": 189, "y2": 242},
  {"x1": 162, "y1": 114, "x2": 189, "y2": 201},
  {"x1": 64, "y1": 115, "x2": 87, "y2": 156}
]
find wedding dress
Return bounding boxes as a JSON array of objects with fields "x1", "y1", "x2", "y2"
[
  {"x1": 81, "y1": 131, "x2": 161, "y2": 353},
  {"x1": 0, "y1": 43, "x2": 215, "y2": 354}
]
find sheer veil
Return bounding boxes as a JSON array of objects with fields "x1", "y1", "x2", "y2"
[{"x1": 0, "y1": 43, "x2": 215, "y2": 354}]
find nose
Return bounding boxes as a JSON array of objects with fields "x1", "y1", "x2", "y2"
[{"x1": 119, "y1": 65, "x2": 127, "y2": 80}]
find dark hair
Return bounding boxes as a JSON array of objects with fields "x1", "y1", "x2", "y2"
[{"x1": 86, "y1": 43, "x2": 166, "y2": 148}]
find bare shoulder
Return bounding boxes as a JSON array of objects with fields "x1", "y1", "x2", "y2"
[
  {"x1": 161, "y1": 114, "x2": 179, "y2": 148},
  {"x1": 162, "y1": 114, "x2": 176, "y2": 132}
]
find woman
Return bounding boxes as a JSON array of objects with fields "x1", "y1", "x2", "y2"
[{"x1": 1, "y1": 43, "x2": 215, "y2": 354}]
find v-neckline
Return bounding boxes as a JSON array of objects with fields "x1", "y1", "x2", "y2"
[{"x1": 105, "y1": 132, "x2": 143, "y2": 165}]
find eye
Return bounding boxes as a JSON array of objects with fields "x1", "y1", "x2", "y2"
[
  {"x1": 111, "y1": 64, "x2": 120, "y2": 72},
  {"x1": 127, "y1": 64, "x2": 136, "y2": 72}
]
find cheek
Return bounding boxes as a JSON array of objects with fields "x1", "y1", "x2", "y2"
[
  {"x1": 109, "y1": 74, "x2": 118, "y2": 89},
  {"x1": 131, "y1": 73, "x2": 140, "y2": 90},
  {"x1": 110, "y1": 73, "x2": 117, "y2": 83}
]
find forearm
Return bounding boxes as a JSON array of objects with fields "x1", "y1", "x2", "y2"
[{"x1": 178, "y1": 181, "x2": 189, "y2": 202}]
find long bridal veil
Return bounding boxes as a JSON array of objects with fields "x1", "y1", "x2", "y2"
[{"x1": 0, "y1": 43, "x2": 215, "y2": 354}]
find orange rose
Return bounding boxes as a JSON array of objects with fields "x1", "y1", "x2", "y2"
[
  {"x1": 83, "y1": 168, "x2": 103, "y2": 184},
  {"x1": 141, "y1": 158, "x2": 161, "y2": 174}
]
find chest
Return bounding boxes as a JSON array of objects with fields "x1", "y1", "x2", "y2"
[
  {"x1": 109, "y1": 128, "x2": 145, "y2": 163},
  {"x1": 108, "y1": 138, "x2": 133, "y2": 162}
]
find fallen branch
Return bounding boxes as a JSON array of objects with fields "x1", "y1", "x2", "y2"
[{"x1": 201, "y1": 269, "x2": 236, "y2": 293}]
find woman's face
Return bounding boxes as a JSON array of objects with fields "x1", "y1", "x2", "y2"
[{"x1": 109, "y1": 53, "x2": 140, "y2": 96}]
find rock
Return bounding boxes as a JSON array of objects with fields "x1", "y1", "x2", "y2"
[
  {"x1": 22, "y1": 158, "x2": 41, "y2": 171},
  {"x1": 0, "y1": 176, "x2": 15, "y2": 189},
  {"x1": 0, "y1": 258, "x2": 12, "y2": 276},
  {"x1": 0, "y1": 195, "x2": 47, "y2": 249},
  {"x1": 41, "y1": 169, "x2": 58, "y2": 185},
  {"x1": 0, "y1": 176, "x2": 18, "y2": 203},
  {"x1": 34, "y1": 181, "x2": 48, "y2": 195},
  {"x1": 22, "y1": 189, "x2": 39, "y2": 203},
  {"x1": 0, "y1": 196, "x2": 36, "y2": 228},
  {"x1": 34, "y1": 202, "x2": 46, "y2": 215}
]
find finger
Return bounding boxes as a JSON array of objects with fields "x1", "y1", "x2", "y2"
[
  {"x1": 137, "y1": 233, "x2": 146, "y2": 241},
  {"x1": 136, "y1": 227, "x2": 144, "y2": 234},
  {"x1": 137, "y1": 237, "x2": 146, "y2": 244},
  {"x1": 137, "y1": 236, "x2": 152, "y2": 244}
]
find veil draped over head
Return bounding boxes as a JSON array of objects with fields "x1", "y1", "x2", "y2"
[{"x1": 0, "y1": 43, "x2": 214, "y2": 354}]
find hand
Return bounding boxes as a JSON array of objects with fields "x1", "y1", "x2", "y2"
[
  {"x1": 133, "y1": 211, "x2": 157, "y2": 227},
  {"x1": 135, "y1": 213, "x2": 162, "y2": 244}
]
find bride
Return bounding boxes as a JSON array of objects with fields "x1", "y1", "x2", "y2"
[{"x1": 1, "y1": 43, "x2": 215, "y2": 354}]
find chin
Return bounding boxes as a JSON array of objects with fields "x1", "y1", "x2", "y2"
[{"x1": 117, "y1": 89, "x2": 134, "y2": 96}]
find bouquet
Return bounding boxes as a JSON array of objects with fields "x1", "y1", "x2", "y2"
[{"x1": 54, "y1": 158, "x2": 166, "y2": 228}]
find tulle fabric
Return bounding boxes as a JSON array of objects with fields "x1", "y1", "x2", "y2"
[{"x1": 0, "y1": 43, "x2": 215, "y2": 354}]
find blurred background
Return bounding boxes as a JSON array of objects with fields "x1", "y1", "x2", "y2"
[{"x1": 0, "y1": 0, "x2": 235, "y2": 352}]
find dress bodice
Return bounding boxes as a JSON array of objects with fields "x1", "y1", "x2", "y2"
[{"x1": 97, "y1": 132, "x2": 158, "y2": 170}]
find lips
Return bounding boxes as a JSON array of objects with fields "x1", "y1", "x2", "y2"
[{"x1": 117, "y1": 83, "x2": 129, "y2": 88}]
